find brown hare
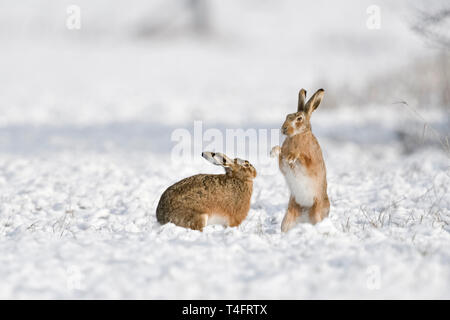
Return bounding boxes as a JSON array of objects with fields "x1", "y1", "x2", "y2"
[
  {"x1": 156, "y1": 152, "x2": 257, "y2": 231},
  {"x1": 271, "y1": 88, "x2": 330, "y2": 232}
]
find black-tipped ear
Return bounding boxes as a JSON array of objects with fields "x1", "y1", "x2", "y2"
[
  {"x1": 202, "y1": 151, "x2": 233, "y2": 167},
  {"x1": 304, "y1": 88, "x2": 324, "y2": 115},
  {"x1": 297, "y1": 89, "x2": 307, "y2": 112}
]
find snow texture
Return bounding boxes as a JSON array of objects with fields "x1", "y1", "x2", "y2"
[{"x1": 0, "y1": 106, "x2": 448, "y2": 299}]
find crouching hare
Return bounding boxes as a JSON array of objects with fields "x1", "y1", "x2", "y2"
[
  {"x1": 271, "y1": 88, "x2": 330, "y2": 232},
  {"x1": 156, "y1": 152, "x2": 257, "y2": 231}
]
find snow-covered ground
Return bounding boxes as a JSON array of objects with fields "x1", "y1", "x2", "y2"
[
  {"x1": 0, "y1": 104, "x2": 448, "y2": 299},
  {"x1": 0, "y1": 0, "x2": 449, "y2": 299}
]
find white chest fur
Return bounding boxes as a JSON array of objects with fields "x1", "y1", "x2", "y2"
[
  {"x1": 207, "y1": 214, "x2": 229, "y2": 226},
  {"x1": 281, "y1": 159, "x2": 315, "y2": 208}
]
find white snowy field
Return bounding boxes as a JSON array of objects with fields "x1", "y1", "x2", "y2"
[
  {"x1": 0, "y1": 104, "x2": 448, "y2": 299},
  {"x1": 0, "y1": 0, "x2": 449, "y2": 299}
]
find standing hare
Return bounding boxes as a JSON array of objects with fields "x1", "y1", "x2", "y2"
[
  {"x1": 271, "y1": 88, "x2": 330, "y2": 232},
  {"x1": 156, "y1": 152, "x2": 257, "y2": 231}
]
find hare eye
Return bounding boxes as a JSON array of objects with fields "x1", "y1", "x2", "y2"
[{"x1": 296, "y1": 116, "x2": 303, "y2": 121}]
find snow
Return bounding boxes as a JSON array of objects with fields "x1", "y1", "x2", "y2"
[
  {"x1": 0, "y1": 107, "x2": 448, "y2": 299},
  {"x1": 0, "y1": 0, "x2": 449, "y2": 299}
]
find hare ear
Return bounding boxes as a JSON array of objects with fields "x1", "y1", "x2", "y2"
[
  {"x1": 297, "y1": 89, "x2": 307, "y2": 112},
  {"x1": 202, "y1": 152, "x2": 233, "y2": 167},
  {"x1": 235, "y1": 158, "x2": 246, "y2": 166},
  {"x1": 304, "y1": 88, "x2": 325, "y2": 115}
]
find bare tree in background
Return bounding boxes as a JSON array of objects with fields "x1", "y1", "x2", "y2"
[
  {"x1": 189, "y1": 0, "x2": 210, "y2": 34},
  {"x1": 411, "y1": 2, "x2": 450, "y2": 108},
  {"x1": 137, "y1": 0, "x2": 211, "y2": 38},
  {"x1": 411, "y1": 6, "x2": 450, "y2": 49}
]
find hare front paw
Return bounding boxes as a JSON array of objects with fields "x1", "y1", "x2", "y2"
[
  {"x1": 285, "y1": 153, "x2": 297, "y2": 164},
  {"x1": 270, "y1": 146, "x2": 281, "y2": 158}
]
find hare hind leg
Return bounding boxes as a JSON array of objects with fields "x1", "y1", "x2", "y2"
[
  {"x1": 185, "y1": 212, "x2": 208, "y2": 231},
  {"x1": 308, "y1": 198, "x2": 330, "y2": 224},
  {"x1": 170, "y1": 210, "x2": 208, "y2": 231},
  {"x1": 281, "y1": 196, "x2": 301, "y2": 232}
]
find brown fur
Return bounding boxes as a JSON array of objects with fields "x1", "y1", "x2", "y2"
[
  {"x1": 272, "y1": 88, "x2": 330, "y2": 232},
  {"x1": 156, "y1": 152, "x2": 257, "y2": 231}
]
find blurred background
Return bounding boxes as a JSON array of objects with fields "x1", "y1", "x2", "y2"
[{"x1": 0, "y1": 0, "x2": 448, "y2": 153}]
